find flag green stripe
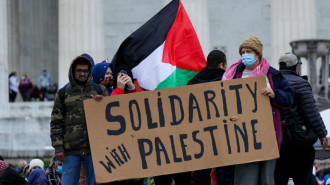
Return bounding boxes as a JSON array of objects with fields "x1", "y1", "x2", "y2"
[{"x1": 155, "y1": 68, "x2": 198, "y2": 90}]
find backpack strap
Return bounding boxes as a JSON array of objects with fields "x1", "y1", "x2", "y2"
[
  {"x1": 92, "y1": 84, "x2": 102, "y2": 95},
  {"x1": 58, "y1": 86, "x2": 67, "y2": 116},
  {"x1": 58, "y1": 84, "x2": 101, "y2": 116}
]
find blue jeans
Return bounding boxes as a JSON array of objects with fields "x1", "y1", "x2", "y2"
[
  {"x1": 62, "y1": 154, "x2": 95, "y2": 185},
  {"x1": 194, "y1": 166, "x2": 235, "y2": 185}
]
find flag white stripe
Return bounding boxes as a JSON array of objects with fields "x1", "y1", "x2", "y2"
[{"x1": 132, "y1": 42, "x2": 176, "y2": 90}]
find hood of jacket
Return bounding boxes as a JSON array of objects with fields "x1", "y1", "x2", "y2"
[
  {"x1": 187, "y1": 66, "x2": 225, "y2": 85},
  {"x1": 69, "y1": 56, "x2": 93, "y2": 87}
]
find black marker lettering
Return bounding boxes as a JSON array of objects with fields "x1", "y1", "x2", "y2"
[
  {"x1": 110, "y1": 148, "x2": 124, "y2": 166},
  {"x1": 169, "y1": 135, "x2": 182, "y2": 162},
  {"x1": 246, "y1": 82, "x2": 257, "y2": 113},
  {"x1": 229, "y1": 84, "x2": 243, "y2": 114},
  {"x1": 99, "y1": 155, "x2": 116, "y2": 173},
  {"x1": 106, "y1": 101, "x2": 126, "y2": 136},
  {"x1": 145, "y1": 98, "x2": 158, "y2": 129},
  {"x1": 204, "y1": 126, "x2": 219, "y2": 156},
  {"x1": 155, "y1": 137, "x2": 170, "y2": 166},
  {"x1": 204, "y1": 90, "x2": 220, "y2": 119},
  {"x1": 188, "y1": 93, "x2": 203, "y2": 123},
  {"x1": 221, "y1": 89, "x2": 228, "y2": 116},
  {"x1": 223, "y1": 120, "x2": 232, "y2": 154},
  {"x1": 158, "y1": 92, "x2": 165, "y2": 127},
  {"x1": 118, "y1": 144, "x2": 131, "y2": 162},
  {"x1": 169, "y1": 95, "x2": 184, "y2": 126},
  {"x1": 137, "y1": 139, "x2": 153, "y2": 169},
  {"x1": 251, "y1": 119, "x2": 262, "y2": 150},
  {"x1": 180, "y1": 134, "x2": 192, "y2": 161},
  {"x1": 192, "y1": 130, "x2": 204, "y2": 159},
  {"x1": 129, "y1": 100, "x2": 141, "y2": 131},
  {"x1": 234, "y1": 122, "x2": 249, "y2": 153}
]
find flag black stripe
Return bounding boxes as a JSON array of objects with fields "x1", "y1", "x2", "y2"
[{"x1": 111, "y1": 0, "x2": 179, "y2": 81}]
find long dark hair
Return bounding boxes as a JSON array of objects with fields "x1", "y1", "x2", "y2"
[{"x1": 9, "y1": 72, "x2": 16, "y2": 78}]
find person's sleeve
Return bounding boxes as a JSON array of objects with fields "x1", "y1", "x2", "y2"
[
  {"x1": 50, "y1": 92, "x2": 65, "y2": 153},
  {"x1": 100, "y1": 85, "x2": 109, "y2": 96},
  {"x1": 271, "y1": 75, "x2": 294, "y2": 108},
  {"x1": 49, "y1": 76, "x2": 53, "y2": 84},
  {"x1": 297, "y1": 81, "x2": 327, "y2": 138},
  {"x1": 127, "y1": 88, "x2": 138, "y2": 93},
  {"x1": 110, "y1": 87, "x2": 125, "y2": 96},
  {"x1": 9, "y1": 77, "x2": 15, "y2": 86},
  {"x1": 29, "y1": 80, "x2": 33, "y2": 89}
]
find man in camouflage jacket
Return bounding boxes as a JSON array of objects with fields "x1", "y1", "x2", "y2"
[{"x1": 50, "y1": 55, "x2": 108, "y2": 185}]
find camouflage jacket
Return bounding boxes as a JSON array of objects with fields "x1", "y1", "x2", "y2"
[{"x1": 50, "y1": 57, "x2": 108, "y2": 155}]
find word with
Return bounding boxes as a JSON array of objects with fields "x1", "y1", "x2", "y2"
[{"x1": 100, "y1": 144, "x2": 131, "y2": 173}]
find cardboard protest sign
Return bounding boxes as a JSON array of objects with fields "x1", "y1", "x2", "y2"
[{"x1": 84, "y1": 76, "x2": 279, "y2": 183}]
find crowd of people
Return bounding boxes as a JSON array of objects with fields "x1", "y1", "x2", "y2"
[
  {"x1": 8, "y1": 69, "x2": 57, "y2": 102},
  {"x1": 0, "y1": 155, "x2": 62, "y2": 185},
  {"x1": 2, "y1": 36, "x2": 329, "y2": 185}
]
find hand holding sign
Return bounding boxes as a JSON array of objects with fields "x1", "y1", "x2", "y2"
[{"x1": 84, "y1": 76, "x2": 279, "y2": 183}]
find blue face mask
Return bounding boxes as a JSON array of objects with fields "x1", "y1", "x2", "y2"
[
  {"x1": 242, "y1": 54, "x2": 256, "y2": 67},
  {"x1": 57, "y1": 166, "x2": 62, "y2": 174}
]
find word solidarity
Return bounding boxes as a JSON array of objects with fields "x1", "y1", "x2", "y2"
[{"x1": 84, "y1": 76, "x2": 279, "y2": 183}]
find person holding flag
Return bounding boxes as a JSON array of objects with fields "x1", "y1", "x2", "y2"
[
  {"x1": 92, "y1": 60, "x2": 137, "y2": 96},
  {"x1": 109, "y1": 0, "x2": 205, "y2": 184},
  {"x1": 110, "y1": 0, "x2": 206, "y2": 91}
]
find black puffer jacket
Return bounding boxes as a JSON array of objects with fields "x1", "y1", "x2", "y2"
[{"x1": 280, "y1": 70, "x2": 327, "y2": 144}]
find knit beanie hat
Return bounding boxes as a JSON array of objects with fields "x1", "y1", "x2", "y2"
[
  {"x1": 29, "y1": 159, "x2": 44, "y2": 171},
  {"x1": 92, "y1": 62, "x2": 112, "y2": 84},
  {"x1": 239, "y1": 36, "x2": 263, "y2": 57},
  {"x1": 0, "y1": 160, "x2": 9, "y2": 174}
]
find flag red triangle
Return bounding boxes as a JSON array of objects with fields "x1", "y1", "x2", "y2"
[{"x1": 162, "y1": 1, "x2": 206, "y2": 72}]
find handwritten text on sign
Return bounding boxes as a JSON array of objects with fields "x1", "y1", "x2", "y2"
[{"x1": 84, "y1": 76, "x2": 279, "y2": 183}]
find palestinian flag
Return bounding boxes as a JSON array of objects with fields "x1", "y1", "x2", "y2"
[{"x1": 111, "y1": 0, "x2": 206, "y2": 90}]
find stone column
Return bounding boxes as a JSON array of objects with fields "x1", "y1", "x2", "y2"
[
  {"x1": 307, "y1": 41, "x2": 318, "y2": 94},
  {"x1": 321, "y1": 54, "x2": 329, "y2": 100},
  {"x1": 163, "y1": 0, "x2": 210, "y2": 56},
  {"x1": 271, "y1": 0, "x2": 317, "y2": 68},
  {"x1": 58, "y1": 0, "x2": 105, "y2": 87},
  {"x1": 0, "y1": 0, "x2": 9, "y2": 117}
]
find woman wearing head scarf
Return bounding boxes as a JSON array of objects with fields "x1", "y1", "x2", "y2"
[
  {"x1": 222, "y1": 36, "x2": 294, "y2": 185},
  {"x1": 92, "y1": 61, "x2": 136, "y2": 96}
]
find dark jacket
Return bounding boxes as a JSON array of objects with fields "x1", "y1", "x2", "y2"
[
  {"x1": 28, "y1": 169, "x2": 47, "y2": 185},
  {"x1": 19, "y1": 78, "x2": 33, "y2": 94},
  {"x1": 0, "y1": 167, "x2": 29, "y2": 185},
  {"x1": 280, "y1": 69, "x2": 327, "y2": 144},
  {"x1": 233, "y1": 64, "x2": 294, "y2": 149},
  {"x1": 187, "y1": 66, "x2": 225, "y2": 85},
  {"x1": 50, "y1": 57, "x2": 108, "y2": 155}
]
